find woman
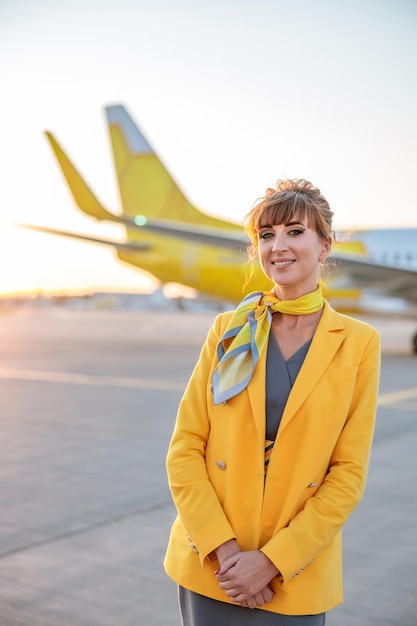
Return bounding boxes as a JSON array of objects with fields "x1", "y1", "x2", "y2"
[{"x1": 164, "y1": 179, "x2": 381, "y2": 624}]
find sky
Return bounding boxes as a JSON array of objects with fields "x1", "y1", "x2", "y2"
[{"x1": 1, "y1": 0, "x2": 417, "y2": 296}]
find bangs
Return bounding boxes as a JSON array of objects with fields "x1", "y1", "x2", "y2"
[
  {"x1": 255, "y1": 192, "x2": 313, "y2": 231},
  {"x1": 256, "y1": 202, "x2": 307, "y2": 230}
]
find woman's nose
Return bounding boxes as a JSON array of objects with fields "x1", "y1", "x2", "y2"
[{"x1": 272, "y1": 235, "x2": 288, "y2": 251}]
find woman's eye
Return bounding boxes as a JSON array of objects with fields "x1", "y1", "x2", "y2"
[
  {"x1": 259, "y1": 231, "x2": 273, "y2": 240},
  {"x1": 288, "y1": 229, "x2": 304, "y2": 236}
]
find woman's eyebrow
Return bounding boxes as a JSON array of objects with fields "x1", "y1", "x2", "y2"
[
  {"x1": 257, "y1": 220, "x2": 306, "y2": 229},
  {"x1": 285, "y1": 220, "x2": 306, "y2": 227}
]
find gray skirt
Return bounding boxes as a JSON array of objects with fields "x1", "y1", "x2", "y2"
[{"x1": 178, "y1": 587, "x2": 326, "y2": 626}]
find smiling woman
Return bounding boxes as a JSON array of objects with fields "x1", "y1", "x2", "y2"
[{"x1": 164, "y1": 178, "x2": 381, "y2": 625}]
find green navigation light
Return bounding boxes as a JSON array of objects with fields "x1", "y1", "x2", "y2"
[{"x1": 134, "y1": 215, "x2": 148, "y2": 226}]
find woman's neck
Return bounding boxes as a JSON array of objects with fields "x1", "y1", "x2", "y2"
[{"x1": 272, "y1": 282, "x2": 320, "y2": 302}]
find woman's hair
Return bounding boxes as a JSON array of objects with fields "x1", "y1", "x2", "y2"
[{"x1": 245, "y1": 179, "x2": 334, "y2": 260}]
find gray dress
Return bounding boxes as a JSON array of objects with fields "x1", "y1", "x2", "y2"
[{"x1": 178, "y1": 334, "x2": 325, "y2": 625}]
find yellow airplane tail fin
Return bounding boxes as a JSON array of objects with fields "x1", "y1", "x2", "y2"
[
  {"x1": 105, "y1": 105, "x2": 237, "y2": 229},
  {"x1": 44, "y1": 131, "x2": 117, "y2": 222}
]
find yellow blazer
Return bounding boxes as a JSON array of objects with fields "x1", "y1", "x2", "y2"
[{"x1": 164, "y1": 301, "x2": 380, "y2": 615}]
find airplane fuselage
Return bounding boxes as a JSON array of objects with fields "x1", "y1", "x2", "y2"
[{"x1": 347, "y1": 228, "x2": 417, "y2": 270}]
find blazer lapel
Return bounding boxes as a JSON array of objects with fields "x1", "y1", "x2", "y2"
[
  {"x1": 246, "y1": 345, "x2": 268, "y2": 448},
  {"x1": 277, "y1": 302, "x2": 346, "y2": 439}
]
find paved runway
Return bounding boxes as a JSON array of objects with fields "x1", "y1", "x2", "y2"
[{"x1": 0, "y1": 306, "x2": 416, "y2": 626}]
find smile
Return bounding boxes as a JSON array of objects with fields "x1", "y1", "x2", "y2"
[{"x1": 272, "y1": 260, "x2": 294, "y2": 267}]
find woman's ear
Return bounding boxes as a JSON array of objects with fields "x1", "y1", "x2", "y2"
[{"x1": 320, "y1": 237, "x2": 332, "y2": 262}]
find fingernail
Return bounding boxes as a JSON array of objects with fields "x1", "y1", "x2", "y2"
[{"x1": 214, "y1": 569, "x2": 220, "y2": 575}]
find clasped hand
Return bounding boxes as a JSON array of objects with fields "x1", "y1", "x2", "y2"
[{"x1": 215, "y1": 550, "x2": 278, "y2": 609}]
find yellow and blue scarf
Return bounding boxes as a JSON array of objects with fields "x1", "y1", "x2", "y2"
[{"x1": 212, "y1": 286, "x2": 323, "y2": 405}]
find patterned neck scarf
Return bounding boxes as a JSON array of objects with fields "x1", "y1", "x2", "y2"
[{"x1": 212, "y1": 286, "x2": 324, "y2": 405}]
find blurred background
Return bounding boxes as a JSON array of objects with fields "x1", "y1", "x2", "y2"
[{"x1": 1, "y1": 0, "x2": 416, "y2": 298}]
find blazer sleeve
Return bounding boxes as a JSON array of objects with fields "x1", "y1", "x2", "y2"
[
  {"x1": 260, "y1": 328, "x2": 381, "y2": 582},
  {"x1": 166, "y1": 313, "x2": 236, "y2": 566}
]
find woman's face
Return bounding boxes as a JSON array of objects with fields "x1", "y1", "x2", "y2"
[{"x1": 257, "y1": 216, "x2": 331, "y2": 298}]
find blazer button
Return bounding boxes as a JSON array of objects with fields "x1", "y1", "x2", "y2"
[{"x1": 216, "y1": 460, "x2": 226, "y2": 470}]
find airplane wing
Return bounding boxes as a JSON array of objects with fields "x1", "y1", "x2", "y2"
[
  {"x1": 332, "y1": 253, "x2": 417, "y2": 302},
  {"x1": 19, "y1": 224, "x2": 151, "y2": 251},
  {"x1": 130, "y1": 216, "x2": 249, "y2": 250},
  {"x1": 20, "y1": 216, "x2": 248, "y2": 251}
]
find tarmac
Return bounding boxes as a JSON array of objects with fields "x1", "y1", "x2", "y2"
[{"x1": 0, "y1": 306, "x2": 416, "y2": 626}]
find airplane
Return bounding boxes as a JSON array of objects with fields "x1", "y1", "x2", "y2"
[{"x1": 22, "y1": 105, "x2": 417, "y2": 353}]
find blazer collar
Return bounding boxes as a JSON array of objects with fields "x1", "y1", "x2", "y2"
[{"x1": 246, "y1": 301, "x2": 346, "y2": 445}]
